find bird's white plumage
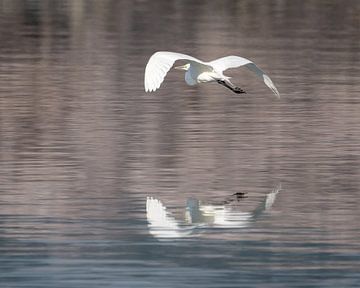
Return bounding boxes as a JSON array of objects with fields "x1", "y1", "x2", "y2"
[
  {"x1": 144, "y1": 51, "x2": 203, "y2": 92},
  {"x1": 210, "y1": 56, "x2": 280, "y2": 97},
  {"x1": 209, "y1": 55, "x2": 252, "y2": 71},
  {"x1": 144, "y1": 51, "x2": 280, "y2": 98},
  {"x1": 245, "y1": 63, "x2": 280, "y2": 98}
]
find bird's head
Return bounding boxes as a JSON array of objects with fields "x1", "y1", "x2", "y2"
[{"x1": 174, "y1": 63, "x2": 190, "y2": 71}]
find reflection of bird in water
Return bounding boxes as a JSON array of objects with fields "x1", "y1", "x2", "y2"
[
  {"x1": 146, "y1": 184, "x2": 281, "y2": 239},
  {"x1": 185, "y1": 199, "x2": 252, "y2": 228},
  {"x1": 144, "y1": 51, "x2": 280, "y2": 97}
]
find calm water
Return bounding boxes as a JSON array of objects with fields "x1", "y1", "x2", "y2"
[{"x1": 1, "y1": 0, "x2": 360, "y2": 287}]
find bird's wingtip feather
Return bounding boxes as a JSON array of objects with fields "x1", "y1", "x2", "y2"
[{"x1": 263, "y1": 74, "x2": 280, "y2": 99}]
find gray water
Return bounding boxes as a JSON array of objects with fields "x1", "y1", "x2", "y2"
[{"x1": 0, "y1": 0, "x2": 360, "y2": 287}]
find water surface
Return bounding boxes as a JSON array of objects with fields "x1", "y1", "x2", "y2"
[{"x1": 0, "y1": 0, "x2": 360, "y2": 287}]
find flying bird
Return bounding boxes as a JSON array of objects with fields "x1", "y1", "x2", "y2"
[{"x1": 144, "y1": 51, "x2": 280, "y2": 97}]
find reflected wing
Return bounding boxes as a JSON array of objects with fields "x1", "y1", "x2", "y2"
[
  {"x1": 264, "y1": 183, "x2": 281, "y2": 210},
  {"x1": 144, "y1": 51, "x2": 202, "y2": 92},
  {"x1": 210, "y1": 56, "x2": 280, "y2": 98},
  {"x1": 146, "y1": 197, "x2": 191, "y2": 238},
  {"x1": 146, "y1": 197, "x2": 180, "y2": 230},
  {"x1": 252, "y1": 183, "x2": 282, "y2": 219}
]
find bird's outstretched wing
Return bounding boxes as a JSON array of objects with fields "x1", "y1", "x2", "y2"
[
  {"x1": 144, "y1": 51, "x2": 202, "y2": 92},
  {"x1": 210, "y1": 56, "x2": 280, "y2": 98},
  {"x1": 209, "y1": 56, "x2": 252, "y2": 71}
]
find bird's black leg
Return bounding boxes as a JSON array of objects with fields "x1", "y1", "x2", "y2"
[{"x1": 217, "y1": 80, "x2": 246, "y2": 94}]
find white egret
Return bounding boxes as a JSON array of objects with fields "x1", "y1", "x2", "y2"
[{"x1": 144, "y1": 51, "x2": 280, "y2": 97}]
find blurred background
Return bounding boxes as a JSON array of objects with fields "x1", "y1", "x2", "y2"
[{"x1": 0, "y1": 0, "x2": 359, "y2": 287}]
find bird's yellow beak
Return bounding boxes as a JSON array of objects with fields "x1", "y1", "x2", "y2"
[{"x1": 174, "y1": 64, "x2": 188, "y2": 70}]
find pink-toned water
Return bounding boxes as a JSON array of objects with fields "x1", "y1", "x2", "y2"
[{"x1": 0, "y1": 1, "x2": 359, "y2": 287}]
